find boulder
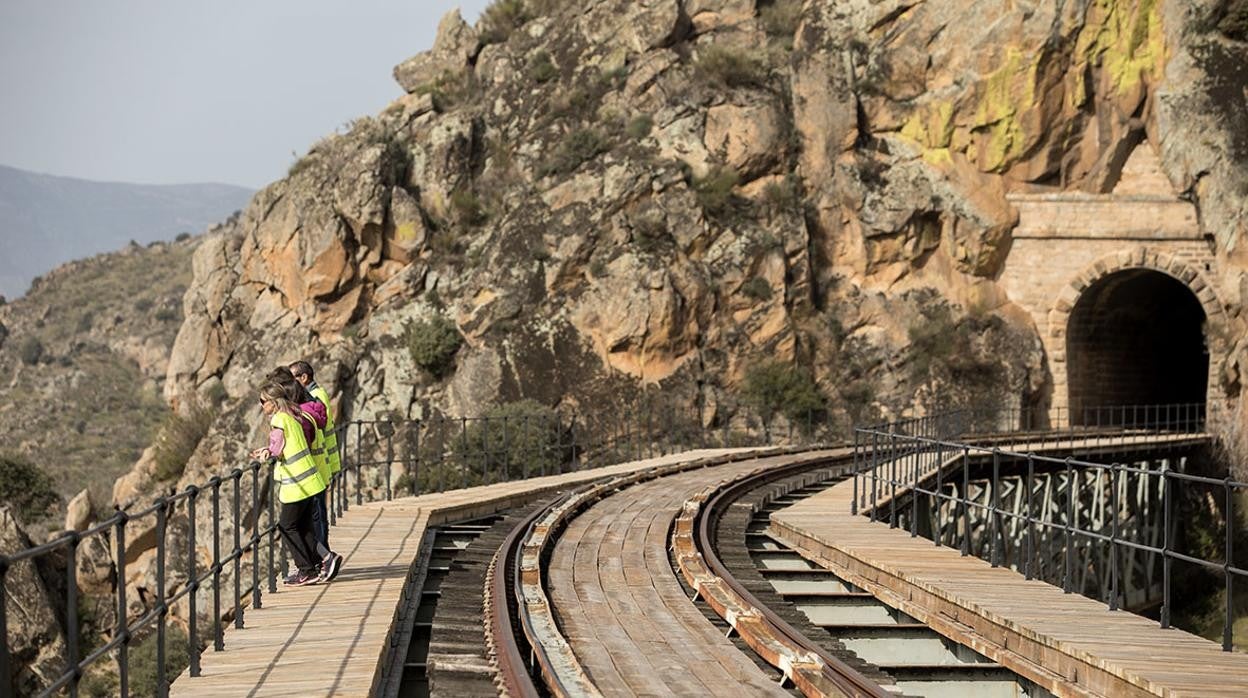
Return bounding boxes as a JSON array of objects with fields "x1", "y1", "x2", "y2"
[
  {"x1": 393, "y1": 10, "x2": 480, "y2": 93},
  {"x1": 64, "y1": 488, "x2": 92, "y2": 532}
]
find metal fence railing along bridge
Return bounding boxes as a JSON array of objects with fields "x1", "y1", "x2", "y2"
[
  {"x1": 0, "y1": 401, "x2": 849, "y2": 698},
  {"x1": 849, "y1": 403, "x2": 1247, "y2": 651}
]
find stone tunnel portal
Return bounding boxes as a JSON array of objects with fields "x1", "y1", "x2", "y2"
[{"x1": 1066, "y1": 269, "x2": 1208, "y2": 425}]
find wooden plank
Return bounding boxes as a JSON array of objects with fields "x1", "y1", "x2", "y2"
[
  {"x1": 546, "y1": 452, "x2": 841, "y2": 697},
  {"x1": 170, "y1": 448, "x2": 753, "y2": 697}
]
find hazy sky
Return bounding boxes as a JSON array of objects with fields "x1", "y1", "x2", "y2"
[{"x1": 0, "y1": 1, "x2": 491, "y2": 189}]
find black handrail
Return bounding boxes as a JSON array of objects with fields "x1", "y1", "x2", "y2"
[
  {"x1": 851, "y1": 402, "x2": 1243, "y2": 650},
  {"x1": 1, "y1": 399, "x2": 843, "y2": 697}
]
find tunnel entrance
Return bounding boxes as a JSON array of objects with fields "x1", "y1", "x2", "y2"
[{"x1": 1066, "y1": 269, "x2": 1208, "y2": 425}]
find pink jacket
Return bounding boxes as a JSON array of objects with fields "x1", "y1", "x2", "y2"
[{"x1": 267, "y1": 401, "x2": 328, "y2": 457}]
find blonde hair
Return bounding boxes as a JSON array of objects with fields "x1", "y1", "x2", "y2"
[{"x1": 260, "y1": 382, "x2": 298, "y2": 416}]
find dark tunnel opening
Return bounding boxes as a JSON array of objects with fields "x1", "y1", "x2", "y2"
[{"x1": 1066, "y1": 269, "x2": 1208, "y2": 425}]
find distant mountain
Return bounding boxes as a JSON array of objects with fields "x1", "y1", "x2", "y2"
[{"x1": 0, "y1": 164, "x2": 252, "y2": 298}]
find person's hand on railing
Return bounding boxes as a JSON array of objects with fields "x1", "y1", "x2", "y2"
[{"x1": 250, "y1": 447, "x2": 273, "y2": 461}]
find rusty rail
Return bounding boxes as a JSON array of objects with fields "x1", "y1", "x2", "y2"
[
  {"x1": 490, "y1": 446, "x2": 804, "y2": 696},
  {"x1": 672, "y1": 450, "x2": 895, "y2": 698}
]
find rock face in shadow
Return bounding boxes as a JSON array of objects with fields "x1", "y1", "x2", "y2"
[{"x1": 0, "y1": 507, "x2": 68, "y2": 697}]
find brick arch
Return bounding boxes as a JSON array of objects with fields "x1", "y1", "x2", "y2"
[
  {"x1": 1045, "y1": 246, "x2": 1229, "y2": 420},
  {"x1": 1047, "y1": 247, "x2": 1228, "y2": 349}
]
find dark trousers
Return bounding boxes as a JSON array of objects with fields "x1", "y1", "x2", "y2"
[
  {"x1": 278, "y1": 498, "x2": 320, "y2": 575},
  {"x1": 312, "y1": 490, "x2": 331, "y2": 559}
]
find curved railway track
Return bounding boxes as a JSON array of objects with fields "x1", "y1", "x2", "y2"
[{"x1": 409, "y1": 442, "x2": 1053, "y2": 697}]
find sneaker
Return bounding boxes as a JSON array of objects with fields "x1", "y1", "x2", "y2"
[
  {"x1": 320, "y1": 552, "x2": 343, "y2": 582},
  {"x1": 287, "y1": 571, "x2": 320, "y2": 587},
  {"x1": 282, "y1": 571, "x2": 302, "y2": 586}
]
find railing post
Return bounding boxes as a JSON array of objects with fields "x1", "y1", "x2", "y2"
[
  {"x1": 961, "y1": 447, "x2": 971, "y2": 557},
  {"x1": 156, "y1": 501, "x2": 168, "y2": 698},
  {"x1": 1064, "y1": 458, "x2": 1074, "y2": 594},
  {"x1": 211, "y1": 477, "x2": 223, "y2": 651},
  {"x1": 1109, "y1": 463, "x2": 1120, "y2": 611},
  {"x1": 991, "y1": 448, "x2": 1001, "y2": 568},
  {"x1": 889, "y1": 430, "x2": 898, "y2": 529},
  {"x1": 934, "y1": 439, "x2": 944, "y2": 547},
  {"x1": 1161, "y1": 463, "x2": 1172, "y2": 629},
  {"x1": 1225, "y1": 476, "x2": 1234, "y2": 652},
  {"x1": 115, "y1": 513, "x2": 130, "y2": 696},
  {"x1": 502, "y1": 416, "x2": 511, "y2": 481},
  {"x1": 267, "y1": 463, "x2": 277, "y2": 594},
  {"x1": 187, "y1": 486, "x2": 201, "y2": 677},
  {"x1": 251, "y1": 466, "x2": 261, "y2": 611},
  {"x1": 339, "y1": 424, "x2": 349, "y2": 514},
  {"x1": 66, "y1": 531, "x2": 80, "y2": 697},
  {"x1": 910, "y1": 442, "x2": 919, "y2": 538},
  {"x1": 356, "y1": 421, "x2": 364, "y2": 506},
  {"x1": 851, "y1": 430, "x2": 859, "y2": 516},
  {"x1": 870, "y1": 431, "x2": 879, "y2": 523},
  {"x1": 1025, "y1": 454, "x2": 1035, "y2": 580},
  {"x1": 385, "y1": 430, "x2": 394, "y2": 501},
  {"x1": 232, "y1": 469, "x2": 244, "y2": 629}
]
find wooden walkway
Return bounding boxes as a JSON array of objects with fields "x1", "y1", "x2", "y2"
[
  {"x1": 770, "y1": 435, "x2": 1248, "y2": 698},
  {"x1": 546, "y1": 451, "x2": 840, "y2": 697},
  {"x1": 169, "y1": 449, "x2": 751, "y2": 697}
]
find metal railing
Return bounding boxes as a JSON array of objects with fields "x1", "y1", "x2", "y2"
[
  {"x1": 1, "y1": 401, "x2": 847, "y2": 697},
  {"x1": 850, "y1": 403, "x2": 1248, "y2": 650}
]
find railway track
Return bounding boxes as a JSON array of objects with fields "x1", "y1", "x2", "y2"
[
  {"x1": 676, "y1": 450, "x2": 1058, "y2": 697},
  {"x1": 399, "y1": 444, "x2": 1056, "y2": 697}
]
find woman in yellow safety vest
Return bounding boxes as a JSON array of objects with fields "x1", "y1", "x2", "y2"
[{"x1": 250, "y1": 382, "x2": 326, "y2": 586}]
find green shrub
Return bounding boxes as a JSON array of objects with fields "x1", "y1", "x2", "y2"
[
  {"x1": 155, "y1": 307, "x2": 180, "y2": 323},
  {"x1": 152, "y1": 400, "x2": 214, "y2": 481},
  {"x1": 406, "y1": 315, "x2": 463, "y2": 378},
  {"x1": 761, "y1": 175, "x2": 803, "y2": 214},
  {"x1": 548, "y1": 67, "x2": 627, "y2": 122},
  {"x1": 589, "y1": 259, "x2": 608, "y2": 278},
  {"x1": 1218, "y1": 0, "x2": 1248, "y2": 39},
  {"x1": 539, "y1": 128, "x2": 610, "y2": 177},
  {"x1": 740, "y1": 277, "x2": 774, "y2": 302},
  {"x1": 18, "y1": 336, "x2": 44, "y2": 365},
  {"x1": 693, "y1": 166, "x2": 741, "y2": 218},
  {"x1": 480, "y1": 0, "x2": 529, "y2": 44},
  {"x1": 127, "y1": 626, "x2": 190, "y2": 698},
  {"x1": 741, "y1": 360, "x2": 826, "y2": 430},
  {"x1": 528, "y1": 51, "x2": 559, "y2": 83},
  {"x1": 175, "y1": 232, "x2": 192, "y2": 242},
  {"x1": 626, "y1": 114, "x2": 654, "y2": 140},
  {"x1": 0, "y1": 320, "x2": 8, "y2": 350},
  {"x1": 415, "y1": 71, "x2": 481, "y2": 111},
  {"x1": 0, "y1": 456, "x2": 59, "y2": 524},
  {"x1": 451, "y1": 189, "x2": 490, "y2": 227},
  {"x1": 761, "y1": 0, "x2": 803, "y2": 46},
  {"x1": 451, "y1": 400, "x2": 566, "y2": 481},
  {"x1": 134, "y1": 298, "x2": 154, "y2": 313},
  {"x1": 695, "y1": 45, "x2": 770, "y2": 89}
]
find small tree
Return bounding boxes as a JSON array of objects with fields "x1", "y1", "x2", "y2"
[
  {"x1": 741, "y1": 360, "x2": 826, "y2": 432},
  {"x1": 0, "y1": 456, "x2": 60, "y2": 524},
  {"x1": 18, "y1": 336, "x2": 43, "y2": 365},
  {"x1": 407, "y1": 316, "x2": 463, "y2": 378},
  {"x1": 451, "y1": 399, "x2": 565, "y2": 482},
  {"x1": 152, "y1": 400, "x2": 214, "y2": 481}
]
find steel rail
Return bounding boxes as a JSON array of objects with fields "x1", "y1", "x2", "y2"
[
  {"x1": 488, "y1": 499, "x2": 555, "y2": 698},
  {"x1": 679, "y1": 452, "x2": 894, "y2": 698}
]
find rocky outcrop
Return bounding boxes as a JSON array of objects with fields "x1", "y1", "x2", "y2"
[
  {"x1": 0, "y1": 507, "x2": 68, "y2": 697},
  {"x1": 147, "y1": 0, "x2": 1248, "y2": 463}
]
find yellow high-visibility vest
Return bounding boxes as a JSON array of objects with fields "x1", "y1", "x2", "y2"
[
  {"x1": 302, "y1": 409, "x2": 332, "y2": 486},
  {"x1": 310, "y1": 384, "x2": 341, "y2": 475},
  {"x1": 271, "y1": 411, "x2": 327, "y2": 504}
]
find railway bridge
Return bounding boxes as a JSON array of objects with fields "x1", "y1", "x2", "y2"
[{"x1": 7, "y1": 403, "x2": 1248, "y2": 698}]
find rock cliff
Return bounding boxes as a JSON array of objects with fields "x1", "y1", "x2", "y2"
[{"x1": 160, "y1": 0, "x2": 1245, "y2": 449}]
